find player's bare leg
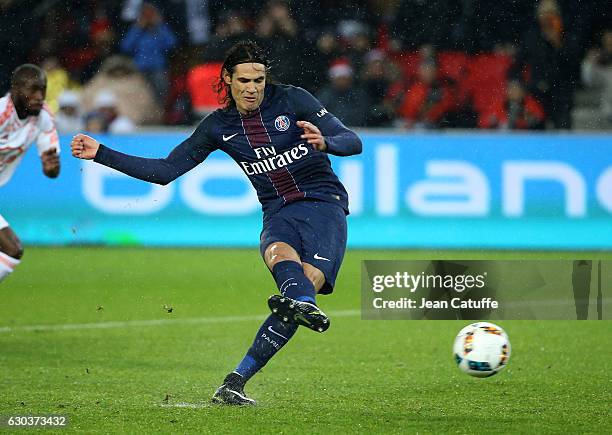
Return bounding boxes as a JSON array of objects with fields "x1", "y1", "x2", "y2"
[{"x1": 0, "y1": 226, "x2": 23, "y2": 283}]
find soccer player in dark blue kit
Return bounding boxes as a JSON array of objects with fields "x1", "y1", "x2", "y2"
[{"x1": 71, "y1": 41, "x2": 362, "y2": 405}]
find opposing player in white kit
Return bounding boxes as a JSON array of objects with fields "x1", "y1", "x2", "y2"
[{"x1": 0, "y1": 64, "x2": 60, "y2": 284}]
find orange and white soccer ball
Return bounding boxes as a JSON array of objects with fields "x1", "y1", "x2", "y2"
[{"x1": 453, "y1": 322, "x2": 511, "y2": 378}]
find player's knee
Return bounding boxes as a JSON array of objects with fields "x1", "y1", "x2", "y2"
[{"x1": 264, "y1": 242, "x2": 300, "y2": 268}]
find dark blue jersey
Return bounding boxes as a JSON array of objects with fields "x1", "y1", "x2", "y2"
[{"x1": 94, "y1": 84, "x2": 362, "y2": 216}]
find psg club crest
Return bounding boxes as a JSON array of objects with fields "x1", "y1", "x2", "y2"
[{"x1": 274, "y1": 115, "x2": 290, "y2": 131}]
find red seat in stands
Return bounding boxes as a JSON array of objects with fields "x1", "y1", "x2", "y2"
[
  {"x1": 463, "y1": 53, "x2": 513, "y2": 115},
  {"x1": 391, "y1": 51, "x2": 422, "y2": 83},
  {"x1": 438, "y1": 51, "x2": 469, "y2": 83},
  {"x1": 187, "y1": 62, "x2": 223, "y2": 115}
]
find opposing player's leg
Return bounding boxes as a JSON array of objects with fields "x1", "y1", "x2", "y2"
[{"x1": 0, "y1": 216, "x2": 23, "y2": 284}]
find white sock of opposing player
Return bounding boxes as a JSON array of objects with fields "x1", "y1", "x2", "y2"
[{"x1": 0, "y1": 251, "x2": 20, "y2": 282}]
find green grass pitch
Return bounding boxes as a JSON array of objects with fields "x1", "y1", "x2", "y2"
[{"x1": 0, "y1": 247, "x2": 610, "y2": 434}]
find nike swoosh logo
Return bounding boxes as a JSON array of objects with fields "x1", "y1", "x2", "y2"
[
  {"x1": 223, "y1": 133, "x2": 238, "y2": 141},
  {"x1": 313, "y1": 253, "x2": 331, "y2": 261},
  {"x1": 267, "y1": 325, "x2": 289, "y2": 340}
]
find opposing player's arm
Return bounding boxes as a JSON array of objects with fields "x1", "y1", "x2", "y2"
[
  {"x1": 41, "y1": 148, "x2": 60, "y2": 178},
  {"x1": 71, "y1": 121, "x2": 216, "y2": 185},
  {"x1": 37, "y1": 112, "x2": 60, "y2": 178},
  {"x1": 289, "y1": 86, "x2": 362, "y2": 157}
]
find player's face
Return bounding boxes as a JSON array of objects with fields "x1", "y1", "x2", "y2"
[
  {"x1": 225, "y1": 63, "x2": 266, "y2": 114},
  {"x1": 13, "y1": 76, "x2": 47, "y2": 117}
]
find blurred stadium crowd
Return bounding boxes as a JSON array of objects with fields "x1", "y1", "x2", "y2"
[{"x1": 1, "y1": 0, "x2": 610, "y2": 132}]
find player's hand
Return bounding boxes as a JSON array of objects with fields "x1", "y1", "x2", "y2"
[
  {"x1": 297, "y1": 120, "x2": 327, "y2": 152},
  {"x1": 71, "y1": 133, "x2": 100, "y2": 160},
  {"x1": 41, "y1": 148, "x2": 60, "y2": 178}
]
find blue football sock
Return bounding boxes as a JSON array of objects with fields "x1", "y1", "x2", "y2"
[
  {"x1": 234, "y1": 314, "x2": 298, "y2": 382},
  {"x1": 272, "y1": 260, "x2": 316, "y2": 304}
]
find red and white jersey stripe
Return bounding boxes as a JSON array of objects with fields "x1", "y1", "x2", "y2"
[{"x1": 0, "y1": 93, "x2": 60, "y2": 187}]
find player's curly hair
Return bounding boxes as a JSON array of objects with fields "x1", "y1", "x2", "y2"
[{"x1": 215, "y1": 40, "x2": 270, "y2": 109}]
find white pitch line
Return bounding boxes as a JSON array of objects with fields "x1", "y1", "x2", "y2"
[{"x1": 0, "y1": 310, "x2": 361, "y2": 334}]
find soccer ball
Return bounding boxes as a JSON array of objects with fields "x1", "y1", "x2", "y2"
[{"x1": 453, "y1": 322, "x2": 511, "y2": 378}]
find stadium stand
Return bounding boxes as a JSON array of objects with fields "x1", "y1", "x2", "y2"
[{"x1": 0, "y1": 0, "x2": 609, "y2": 130}]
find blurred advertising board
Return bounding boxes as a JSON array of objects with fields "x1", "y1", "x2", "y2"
[{"x1": 2, "y1": 131, "x2": 610, "y2": 249}]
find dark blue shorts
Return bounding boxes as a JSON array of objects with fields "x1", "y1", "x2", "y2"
[{"x1": 260, "y1": 200, "x2": 347, "y2": 295}]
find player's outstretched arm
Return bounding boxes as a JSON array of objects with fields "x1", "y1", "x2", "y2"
[
  {"x1": 41, "y1": 148, "x2": 60, "y2": 178},
  {"x1": 70, "y1": 133, "x2": 211, "y2": 185}
]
